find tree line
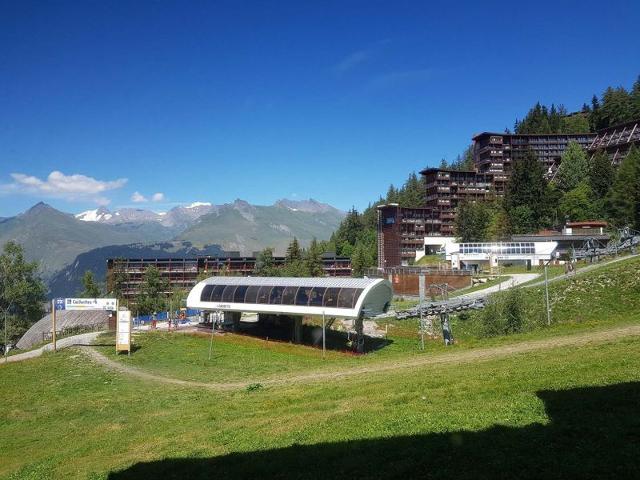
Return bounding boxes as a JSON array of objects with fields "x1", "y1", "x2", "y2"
[
  {"x1": 514, "y1": 75, "x2": 640, "y2": 134},
  {"x1": 456, "y1": 144, "x2": 640, "y2": 241}
]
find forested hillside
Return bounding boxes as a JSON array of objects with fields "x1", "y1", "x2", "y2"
[
  {"x1": 335, "y1": 74, "x2": 640, "y2": 274},
  {"x1": 515, "y1": 75, "x2": 640, "y2": 134}
]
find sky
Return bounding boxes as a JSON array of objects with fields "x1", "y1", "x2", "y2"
[{"x1": 1, "y1": 0, "x2": 639, "y2": 217}]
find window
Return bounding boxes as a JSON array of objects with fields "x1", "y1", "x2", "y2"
[
  {"x1": 233, "y1": 285, "x2": 248, "y2": 303},
  {"x1": 221, "y1": 285, "x2": 237, "y2": 302},
  {"x1": 269, "y1": 286, "x2": 285, "y2": 305},
  {"x1": 337, "y1": 288, "x2": 357, "y2": 308},
  {"x1": 200, "y1": 285, "x2": 214, "y2": 302},
  {"x1": 244, "y1": 285, "x2": 261, "y2": 304},
  {"x1": 295, "y1": 287, "x2": 312, "y2": 306},
  {"x1": 309, "y1": 287, "x2": 326, "y2": 307},
  {"x1": 210, "y1": 285, "x2": 227, "y2": 302},
  {"x1": 282, "y1": 286, "x2": 298, "y2": 305},
  {"x1": 322, "y1": 288, "x2": 340, "y2": 307},
  {"x1": 256, "y1": 286, "x2": 272, "y2": 304}
]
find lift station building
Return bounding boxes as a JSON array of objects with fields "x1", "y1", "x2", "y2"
[{"x1": 187, "y1": 276, "x2": 393, "y2": 352}]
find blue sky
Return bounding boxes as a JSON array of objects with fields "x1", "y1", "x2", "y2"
[{"x1": 1, "y1": 0, "x2": 638, "y2": 217}]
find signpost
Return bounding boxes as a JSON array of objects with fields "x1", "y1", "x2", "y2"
[
  {"x1": 51, "y1": 298, "x2": 119, "y2": 353},
  {"x1": 116, "y1": 310, "x2": 132, "y2": 355}
]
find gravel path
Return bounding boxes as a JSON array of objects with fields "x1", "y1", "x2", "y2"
[
  {"x1": 79, "y1": 324, "x2": 640, "y2": 391},
  {"x1": 456, "y1": 273, "x2": 539, "y2": 300},
  {"x1": 3, "y1": 331, "x2": 105, "y2": 364}
]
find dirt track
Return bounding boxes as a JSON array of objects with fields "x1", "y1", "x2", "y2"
[{"x1": 80, "y1": 324, "x2": 640, "y2": 391}]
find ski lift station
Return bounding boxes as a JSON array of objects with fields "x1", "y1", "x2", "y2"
[
  {"x1": 187, "y1": 276, "x2": 393, "y2": 352},
  {"x1": 445, "y1": 241, "x2": 559, "y2": 270}
]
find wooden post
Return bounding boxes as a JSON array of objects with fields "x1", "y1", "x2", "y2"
[
  {"x1": 51, "y1": 299, "x2": 57, "y2": 352},
  {"x1": 322, "y1": 311, "x2": 326, "y2": 359}
]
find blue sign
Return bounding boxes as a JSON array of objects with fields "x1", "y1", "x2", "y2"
[{"x1": 54, "y1": 298, "x2": 65, "y2": 311}]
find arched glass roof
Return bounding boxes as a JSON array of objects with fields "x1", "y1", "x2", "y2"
[{"x1": 187, "y1": 277, "x2": 392, "y2": 318}]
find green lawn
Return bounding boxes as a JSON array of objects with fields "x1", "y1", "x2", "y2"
[
  {"x1": 1, "y1": 255, "x2": 640, "y2": 479},
  {"x1": 1, "y1": 334, "x2": 639, "y2": 479}
]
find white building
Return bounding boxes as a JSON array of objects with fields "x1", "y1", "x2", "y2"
[{"x1": 445, "y1": 241, "x2": 558, "y2": 271}]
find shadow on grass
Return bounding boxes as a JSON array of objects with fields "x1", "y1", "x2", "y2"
[
  {"x1": 232, "y1": 320, "x2": 393, "y2": 354},
  {"x1": 109, "y1": 382, "x2": 640, "y2": 479}
]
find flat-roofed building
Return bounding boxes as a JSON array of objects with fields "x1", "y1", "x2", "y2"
[
  {"x1": 445, "y1": 241, "x2": 559, "y2": 271},
  {"x1": 107, "y1": 255, "x2": 352, "y2": 303},
  {"x1": 420, "y1": 168, "x2": 494, "y2": 234},
  {"x1": 472, "y1": 132, "x2": 596, "y2": 189},
  {"x1": 376, "y1": 204, "x2": 440, "y2": 267}
]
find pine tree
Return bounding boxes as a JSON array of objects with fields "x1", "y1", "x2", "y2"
[
  {"x1": 0, "y1": 242, "x2": 46, "y2": 332},
  {"x1": 555, "y1": 141, "x2": 589, "y2": 192},
  {"x1": 455, "y1": 201, "x2": 491, "y2": 242},
  {"x1": 631, "y1": 75, "x2": 640, "y2": 121},
  {"x1": 559, "y1": 182, "x2": 597, "y2": 222},
  {"x1": 285, "y1": 237, "x2": 302, "y2": 263},
  {"x1": 606, "y1": 145, "x2": 640, "y2": 229},
  {"x1": 81, "y1": 270, "x2": 101, "y2": 298},
  {"x1": 385, "y1": 185, "x2": 399, "y2": 203},
  {"x1": 590, "y1": 94, "x2": 602, "y2": 131},
  {"x1": 600, "y1": 86, "x2": 633, "y2": 128},
  {"x1": 254, "y1": 247, "x2": 278, "y2": 276},
  {"x1": 304, "y1": 238, "x2": 324, "y2": 277},
  {"x1": 398, "y1": 172, "x2": 424, "y2": 207},
  {"x1": 504, "y1": 149, "x2": 551, "y2": 233},
  {"x1": 588, "y1": 150, "x2": 615, "y2": 200}
]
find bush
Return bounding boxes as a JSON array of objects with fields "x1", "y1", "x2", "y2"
[{"x1": 477, "y1": 287, "x2": 533, "y2": 337}]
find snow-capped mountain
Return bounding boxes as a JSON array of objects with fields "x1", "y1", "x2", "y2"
[
  {"x1": 75, "y1": 207, "x2": 113, "y2": 222},
  {"x1": 74, "y1": 199, "x2": 341, "y2": 229},
  {"x1": 74, "y1": 202, "x2": 215, "y2": 228}
]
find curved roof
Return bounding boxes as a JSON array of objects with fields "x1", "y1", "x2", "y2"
[
  {"x1": 17, "y1": 310, "x2": 110, "y2": 350},
  {"x1": 187, "y1": 276, "x2": 392, "y2": 319}
]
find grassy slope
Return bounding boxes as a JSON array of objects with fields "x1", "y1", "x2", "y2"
[
  {"x1": 1, "y1": 256, "x2": 640, "y2": 478},
  {"x1": 86, "y1": 255, "x2": 640, "y2": 384},
  {"x1": 1, "y1": 337, "x2": 639, "y2": 479}
]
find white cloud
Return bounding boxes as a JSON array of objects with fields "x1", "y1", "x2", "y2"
[
  {"x1": 1, "y1": 170, "x2": 127, "y2": 205},
  {"x1": 333, "y1": 50, "x2": 372, "y2": 74},
  {"x1": 151, "y1": 192, "x2": 165, "y2": 202},
  {"x1": 131, "y1": 191, "x2": 148, "y2": 203}
]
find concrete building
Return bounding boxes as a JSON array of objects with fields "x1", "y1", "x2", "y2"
[
  {"x1": 420, "y1": 168, "x2": 494, "y2": 235},
  {"x1": 376, "y1": 204, "x2": 439, "y2": 267},
  {"x1": 107, "y1": 254, "x2": 352, "y2": 303},
  {"x1": 472, "y1": 132, "x2": 597, "y2": 189},
  {"x1": 445, "y1": 241, "x2": 559, "y2": 271}
]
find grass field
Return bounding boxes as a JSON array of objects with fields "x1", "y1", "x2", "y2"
[{"x1": 1, "y1": 256, "x2": 639, "y2": 479}]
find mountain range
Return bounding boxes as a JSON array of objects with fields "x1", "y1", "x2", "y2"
[{"x1": 0, "y1": 198, "x2": 344, "y2": 295}]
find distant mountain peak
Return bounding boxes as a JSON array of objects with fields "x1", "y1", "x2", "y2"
[
  {"x1": 76, "y1": 207, "x2": 113, "y2": 222},
  {"x1": 184, "y1": 202, "x2": 212, "y2": 209},
  {"x1": 274, "y1": 198, "x2": 342, "y2": 214}
]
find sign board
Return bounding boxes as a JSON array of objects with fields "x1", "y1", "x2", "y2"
[
  {"x1": 55, "y1": 298, "x2": 117, "y2": 311},
  {"x1": 116, "y1": 310, "x2": 131, "y2": 353}
]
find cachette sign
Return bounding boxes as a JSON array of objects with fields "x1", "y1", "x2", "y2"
[{"x1": 55, "y1": 298, "x2": 117, "y2": 311}]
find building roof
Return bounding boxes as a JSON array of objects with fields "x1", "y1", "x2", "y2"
[
  {"x1": 472, "y1": 131, "x2": 595, "y2": 141},
  {"x1": 419, "y1": 167, "x2": 478, "y2": 175},
  {"x1": 186, "y1": 276, "x2": 392, "y2": 319},
  {"x1": 512, "y1": 234, "x2": 609, "y2": 242},
  {"x1": 566, "y1": 221, "x2": 608, "y2": 227}
]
